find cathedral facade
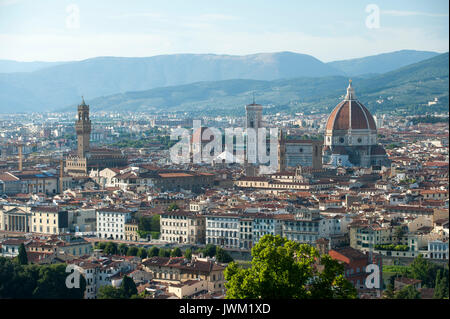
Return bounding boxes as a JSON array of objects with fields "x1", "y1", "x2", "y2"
[{"x1": 322, "y1": 81, "x2": 390, "y2": 168}]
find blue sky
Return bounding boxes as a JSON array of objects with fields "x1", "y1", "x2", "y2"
[{"x1": 0, "y1": 0, "x2": 448, "y2": 62}]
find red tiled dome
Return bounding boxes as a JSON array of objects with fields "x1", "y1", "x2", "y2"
[{"x1": 326, "y1": 81, "x2": 376, "y2": 131}]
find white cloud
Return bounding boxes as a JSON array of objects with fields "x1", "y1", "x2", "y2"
[
  {"x1": 0, "y1": 0, "x2": 22, "y2": 6},
  {"x1": 382, "y1": 10, "x2": 449, "y2": 18},
  {"x1": 108, "y1": 12, "x2": 165, "y2": 20}
]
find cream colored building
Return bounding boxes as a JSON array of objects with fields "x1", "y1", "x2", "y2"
[
  {"x1": 160, "y1": 210, "x2": 206, "y2": 245},
  {"x1": 125, "y1": 222, "x2": 139, "y2": 241},
  {"x1": 0, "y1": 205, "x2": 32, "y2": 232},
  {"x1": 168, "y1": 280, "x2": 208, "y2": 298},
  {"x1": 31, "y1": 206, "x2": 69, "y2": 234},
  {"x1": 142, "y1": 256, "x2": 225, "y2": 293}
]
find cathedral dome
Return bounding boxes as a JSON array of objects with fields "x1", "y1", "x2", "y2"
[{"x1": 326, "y1": 81, "x2": 376, "y2": 131}]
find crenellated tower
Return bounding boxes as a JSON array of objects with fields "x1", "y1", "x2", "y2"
[{"x1": 75, "y1": 97, "x2": 91, "y2": 158}]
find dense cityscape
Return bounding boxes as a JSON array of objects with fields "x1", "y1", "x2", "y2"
[
  {"x1": 0, "y1": 79, "x2": 448, "y2": 300},
  {"x1": 0, "y1": 1, "x2": 448, "y2": 310}
]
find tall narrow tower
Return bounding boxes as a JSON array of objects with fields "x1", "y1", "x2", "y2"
[
  {"x1": 75, "y1": 97, "x2": 91, "y2": 158},
  {"x1": 278, "y1": 129, "x2": 286, "y2": 172},
  {"x1": 245, "y1": 101, "x2": 263, "y2": 164}
]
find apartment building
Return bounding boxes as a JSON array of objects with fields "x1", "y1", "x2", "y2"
[
  {"x1": 160, "y1": 210, "x2": 206, "y2": 245},
  {"x1": 96, "y1": 208, "x2": 132, "y2": 240},
  {"x1": 205, "y1": 213, "x2": 240, "y2": 249},
  {"x1": 278, "y1": 209, "x2": 322, "y2": 246},
  {"x1": 31, "y1": 206, "x2": 69, "y2": 235},
  {"x1": 142, "y1": 256, "x2": 226, "y2": 293},
  {"x1": 70, "y1": 257, "x2": 136, "y2": 299},
  {"x1": 251, "y1": 213, "x2": 282, "y2": 247},
  {"x1": 124, "y1": 222, "x2": 139, "y2": 241}
]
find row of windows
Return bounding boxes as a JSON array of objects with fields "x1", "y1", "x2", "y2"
[
  {"x1": 98, "y1": 228, "x2": 121, "y2": 233},
  {"x1": 207, "y1": 222, "x2": 238, "y2": 229},
  {"x1": 98, "y1": 217, "x2": 123, "y2": 222},
  {"x1": 162, "y1": 229, "x2": 186, "y2": 235},
  {"x1": 430, "y1": 244, "x2": 448, "y2": 251},
  {"x1": 161, "y1": 236, "x2": 186, "y2": 242},
  {"x1": 98, "y1": 223, "x2": 122, "y2": 228},
  {"x1": 207, "y1": 230, "x2": 238, "y2": 238},
  {"x1": 99, "y1": 233, "x2": 124, "y2": 240},
  {"x1": 161, "y1": 221, "x2": 187, "y2": 227},
  {"x1": 33, "y1": 226, "x2": 57, "y2": 233},
  {"x1": 207, "y1": 237, "x2": 239, "y2": 247}
]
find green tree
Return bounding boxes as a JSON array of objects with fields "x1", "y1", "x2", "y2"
[
  {"x1": 148, "y1": 246, "x2": 159, "y2": 257},
  {"x1": 138, "y1": 216, "x2": 152, "y2": 231},
  {"x1": 394, "y1": 285, "x2": 421, "y2": 299},
  {"x1": 118, "y1": 243, "x2": 128, "y2": 256},
  {"x1": 393, "y1": 226, "x2": 405, "y2": 245},
  {"x1": 121, "y1": 275, "x2": 138, "y2": 298},
  {"x1": 95, "y1": 242, "x2": 107, "y2": 250},
  {"x1": 383, "y1": 282, "x2": 395, "y2": 299},
  {"x1": 434, "y1": 270, "x2": 443, "y2": 299},
  {"x1": 137, "y1": 248, "x2": 148, "y2": 259},
  {"x1": 408, "y1": 254, "x2": 443, "y2": 288},
  {"x1": 158, "y1": 248, "x2": 170, "y2": 257},
  {"x1": 203, "y1": 244, "x2": 216, "y2": 258},
  {"x1": 98, "y1": 285, "x2": 125, "y2": 299},
  {"x1": 171, "y1": 247, "x2": 182, "y2": 257},
  {"x1": 31, "y1": 264, "x2": 86, "y2": 299},
  {"x1": 127, "y1": 246, "x2": 139, "y2": 256},
  {"x1": 17, "y1": 243, "x2": 28, "y2": 265},
  {"x1": 104, "y1": 242, "x2": 118, "y2": 255},
  {"x1": 151, "y1": 215, "x2": 161, "y2": 233},
  {"x1": 434, "y1": 269, "x2": 449, "y2": 299},
  {"x1": 184, "y1": 248, "x2": 192, "y2": 260},
  {"x1": 167, "y1": 203, "x2": 179, "y2": 211},
  {"x1": 216, "y1": 247, "x2": 233, "y2": 263},
  {"x1": 224, "y1": 235, "x2": 357, "y2": 299}
]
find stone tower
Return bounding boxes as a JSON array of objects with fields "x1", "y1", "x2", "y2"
[
  {"x1": 278, "y1": 129, "x2": 286, "y2": 172},
  {"x1": 75, "y1": 97, "x2": 91, "y2": 158},
  {"x1": 245, "y1": 102, "x2": 263, "y2": 164}
]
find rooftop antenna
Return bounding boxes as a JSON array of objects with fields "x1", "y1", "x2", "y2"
[{"x1": 252, "y1": 91, "x2": 255, "y2": 104}]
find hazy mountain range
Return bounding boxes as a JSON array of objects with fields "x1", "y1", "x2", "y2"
[
  {"x1": 77, "y1": 52, "x2": 448, "y2": 116},
  {"x1": 0, "y1": 50, "x2": 446, "y2": 113}
]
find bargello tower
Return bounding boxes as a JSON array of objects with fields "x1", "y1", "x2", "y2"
[
  {"x1": 75, "y1": 97, "x2": 91, "y2": 158},
  {"x1": 245, "y1": 102, "x2": 263, "y2": 164}
]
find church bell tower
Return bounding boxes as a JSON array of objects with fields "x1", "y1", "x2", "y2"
[{"x1": 75, "y1": 97, "x2": 91, "y2": 158}]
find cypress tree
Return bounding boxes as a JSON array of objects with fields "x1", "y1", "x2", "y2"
[
  {"x1": 121, "y1": 275, "x2": 137, "y2": 298},
  {"x1": 18, "y1": 243, "x2": 28, "y2": 265},
  {"x1": 433, "y1": 270, "x2": 443, "y2": 299}
]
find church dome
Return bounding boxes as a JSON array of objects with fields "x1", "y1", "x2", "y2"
[{"x1": 326, "y1": 81, "x2": 376, "y2": 131}]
